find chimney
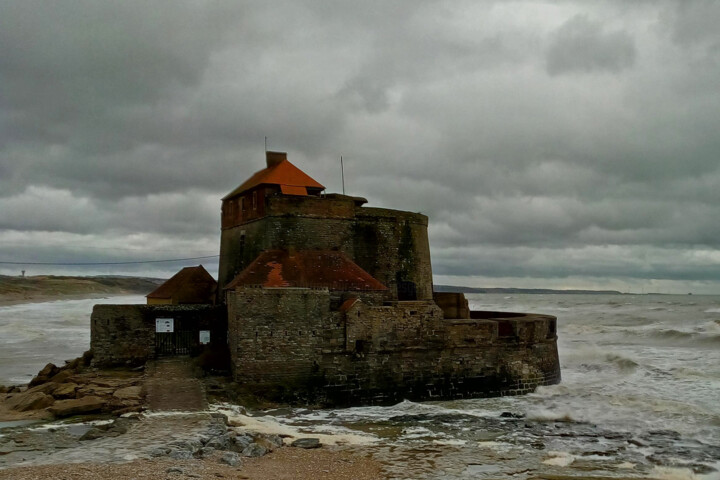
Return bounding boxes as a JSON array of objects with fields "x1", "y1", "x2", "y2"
[{"x1": 266, "y1": 151, "x2": 287, "y2": 168}]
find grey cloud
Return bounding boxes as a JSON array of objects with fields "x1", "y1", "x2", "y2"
[
  {"x1": 2, "y1": 2, "x2": 720, "y2": 293},
  {"x1": 546, "y1": 15, "x2": 636, "y2": 75}
]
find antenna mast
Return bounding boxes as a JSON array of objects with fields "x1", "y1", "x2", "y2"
[
  {"x1": 264, "y1": 136, "x2": 267, "y2": 152},
  {"x1": 341, "y1": 156, "x2": 345, "y2": 195}
]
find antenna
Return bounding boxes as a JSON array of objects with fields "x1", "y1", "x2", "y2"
[
  {"x1": 264, "y1": 136, "x2": 267, "y2": 152},
  {"x1": 341, "y1": 156, "x2": 345, "y2": 195}
]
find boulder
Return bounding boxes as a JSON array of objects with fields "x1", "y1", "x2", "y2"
[
  {"x1": 64, "y1": 357, "x2": 82, "y2": 370},
  {"x1": 49, "y1": 370, "x2": 74, "y2": 384},
  {"x1": 52, "y1": 383, "x2": 79, "y2": 399},
  {"x1": 28, "y1": 363, "x2": 59, "y2": 387},
  {"x1": 27, "y1": 382, "x2": 60, "y2": 396},
  {"x1": 48, "y1": 396, "x2": 105, "y2": 417},
  {"x1": 221, "y1": 451, "x2": 241, "y2": 467},
  {"x1": 206, "y1": 433, "x2": 233, "y2": 451},
  {"x1": 112, "y1": 386, "x2": 142, "y2": 401},
  {"x1": 290, "y1": 438, "x2": 321, "y2": 449},
  {"x1": 257, "y1": 433, "x2": 284, "y2": 449},
  {"x1": 241, "y1": 442, "x2": 267, "y2": 457},
  {"x1": 7, "y1": 391, "x2": 55, "y2": 412},
  {"x1": 79, "y1": 428, "x2": 106, "y2": 441},
  {"x1": 37, "y1": 363, "x2": 60, "y2": 379},
  {"x1": 232, "y1": 434, "x2": 254, "y2": 451}
]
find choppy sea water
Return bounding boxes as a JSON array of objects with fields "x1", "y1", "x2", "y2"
[
  {"x1": 0, "y1": 295, "x2": 144, "y2": 385},
  {"x1": 2, "y1": 293, "x2": 719, "y2": 478}
]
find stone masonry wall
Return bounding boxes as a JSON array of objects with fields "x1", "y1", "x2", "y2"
[
  {"x1": 228, "y1": 288, "x2": 561, "y2": 406},
  {"x1": 91, "y1": 304, "x2": 226, "y2": 367},
  {"x1": 218, "y1": 195, "x2": 433, "y2": 301}
]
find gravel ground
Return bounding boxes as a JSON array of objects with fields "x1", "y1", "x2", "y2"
[{"x1": 0, "y1": 447, "x2": 385, "y2": 480}]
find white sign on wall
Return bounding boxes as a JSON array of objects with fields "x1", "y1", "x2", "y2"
[
  {"x1": 155, "y1": 318, "x2": 174, "y2": 333},
  {"x1": 199, "y1": 330, "x2": 211, "y2": 345}
]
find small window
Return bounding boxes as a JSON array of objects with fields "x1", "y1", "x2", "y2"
[
  {"x1": 253, "y1": 191, "x2": 257, "y2": 210},
  {"x1": 240, "y1": 197, "x2": 245, "y2": 212}
]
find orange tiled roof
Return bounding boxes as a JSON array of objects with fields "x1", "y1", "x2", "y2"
[
  {"x1": 223, "y1": 159, "x2": 325, "y2": 200},
  {"x1": 146, "y1": 265, "x2": 217, "y2": 299},
  {"x1": 225, "y1": 250, "x2": 387, "y2": 291}
]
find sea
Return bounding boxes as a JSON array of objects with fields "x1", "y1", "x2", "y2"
[{"x1": 1, "y1": 293, "x2": 719, "y2": 479}]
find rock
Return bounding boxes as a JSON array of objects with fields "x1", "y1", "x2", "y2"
[
  {"x1": 221, "y1": 451, "x2": 241, "y2": 466},
  {"x1": 81, "y1": 350, "x2": 94, "y2": 366},
  {"x1": 28, "y1": 363, "x2": 59, "y2": 387},
  {"x1": 169, "y1": 439, "x2": 202, "y2": 454},
  {"x1": 150, "y1": 446, "x2": 172, "y2": 457},
  {"x1": 241, "y1": 442, "x2": 268, "y2": 457},
  {"x1": 500, "y1": 411, "x2": 525, "y2": 419},
  {"x1": 290, "y1": 438, "x2": 321, "y2": 449},
  {"x1": 210, "y1": 412, "x2": 229, "y2": 423},
  {"x1": 52, "y1": 383, "x2": 79, "y2": 399},
  {"x1": 206, "y1": 433, "x2": 234, "y2": 451},
  {"x1": 26, "y1": 382, "x2": 60, "y2": 395},
  {"x1": 38, "y1": 363, "x2": 60, "y2": 379},
  {"x1": 64, "y1": 357, "x2": 82, "y2": 370},
  {"x1": 232, "y1": 434, "x2": 254, "y2": 451},
  {"x1": 199, "y1": 446, "x2": 216, "y2": 458},
  {"x1": 79, "y1": 428, "x2": 106, "y2": 441},
  {"x1": 0, "y1": 386, "x2": 7, "y2": 394},
  {"x1": 112, "y1": 386, "x2": 142, "y2": 401},
  {"x1": 7, "y1": 391, "x2": 55, "y2": 412},
  {"x1": 254, "y1": 434, "x2": 283, "y2": 451},
  {"x1": 169, "y1": 449, "x2": 194, "y2": 460},
  {"x1": 49, "y1": 370, "x2": 75, "y2": 384},
  {"x1": 167, "y1": 466, "x2": 185, "y2": 474},
  {"x1": 48, "y1": 396, "x2": 105, "y2": 417}
]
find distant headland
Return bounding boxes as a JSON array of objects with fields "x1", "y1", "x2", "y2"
[{"x1": 434, "y1": 285, "x2": 623, "y2": 295}]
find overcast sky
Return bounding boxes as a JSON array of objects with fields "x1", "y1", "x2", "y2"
[{"x1": 2, "y1": 1, "x2": 720, "y2": 294}]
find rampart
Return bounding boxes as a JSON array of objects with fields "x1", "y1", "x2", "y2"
[
  {"x1": 228, "y1": 287, "x2": 560, "y2": 406},
  {"x1": 90, "y1": 304, "x2": 226, "y2": 366},
  {"x1": 218, "y1": 194, "x2": 432, "y2": 300}
]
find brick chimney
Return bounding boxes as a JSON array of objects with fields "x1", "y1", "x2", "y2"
[{"x1": 266, "y1": 151, "x2": 287, "y2": 168}]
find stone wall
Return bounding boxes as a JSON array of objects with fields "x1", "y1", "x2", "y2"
[
  {"x1": 218, "y1": 195, "x2": 433, "y2": 301},
  {"x1": 91, "y1": 304, "x2": 226, "y2": 367},
  {"x1": 228, "y1": 288, "x2": 560, "y2": 406}
]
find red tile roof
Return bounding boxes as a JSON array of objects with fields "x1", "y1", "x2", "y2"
[
  {"x1": 223, "y1": 158, "x2": 325, "y2": 200},
  {"x1": 146, "y1": 265, "x2": 217, "y2": 301},
  {"x1": 226, "y1": 250, "x2": 387, "y2": 291}
]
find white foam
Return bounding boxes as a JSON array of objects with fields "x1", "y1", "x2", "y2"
[{"x1": 214, "y1": 405, "x2": 377, "y2": 446}]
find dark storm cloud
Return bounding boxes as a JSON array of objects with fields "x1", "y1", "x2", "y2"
[
  {"x1": 2, "y1": 1, "x2": 720, "y2": 293},
  {"x1": 546, "y1": 15, "x2": 636, "y2": 75}
]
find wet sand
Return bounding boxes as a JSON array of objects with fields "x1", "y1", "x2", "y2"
[{"x1": 0, "y1": 448, "x2": 384, "y2": 480}]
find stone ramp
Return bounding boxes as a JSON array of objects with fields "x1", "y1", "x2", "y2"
[{"x1": 144, "y1": 357, "x2": 207, "y2": 411}]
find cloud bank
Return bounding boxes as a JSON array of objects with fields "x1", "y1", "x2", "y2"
[{"x1": 2, "y1": 1, "x2": 720, "y2": 293}]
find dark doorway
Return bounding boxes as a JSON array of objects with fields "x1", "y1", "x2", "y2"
[{"x1": 155, "y1": 317, "x2": 196, "y2": 356}]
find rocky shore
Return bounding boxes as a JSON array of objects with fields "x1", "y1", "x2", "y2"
[
  {"x1": 0, "y1": 355, "x2": 384, "y2": 479},
  {"x1": 0, "y1": 351, "x2": 144, "y2": 422}
]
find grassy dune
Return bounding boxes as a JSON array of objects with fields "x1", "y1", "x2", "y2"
[{"x1": 0, "y1": 275, "x2": 164, "y2": 305}]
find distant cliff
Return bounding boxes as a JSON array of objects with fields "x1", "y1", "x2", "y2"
[{"x1": 434, "y1": 285, "x2": 623, "y2": 295}]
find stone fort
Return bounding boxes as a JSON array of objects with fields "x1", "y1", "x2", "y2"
[{"x1": 91, "y1": 152, "x2": 560, "y2": 406}]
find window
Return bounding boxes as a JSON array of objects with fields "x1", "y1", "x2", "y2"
[
  {"x1": 240, "y1": 197, "x2": 245, "y2": 212},
  {"x1": 253, "y1": 191, "x2": 257, "y2": 210}
]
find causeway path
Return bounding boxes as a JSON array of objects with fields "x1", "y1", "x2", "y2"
[{"x1": 144, "y1": 356, "x2": 207, "y2": 411}]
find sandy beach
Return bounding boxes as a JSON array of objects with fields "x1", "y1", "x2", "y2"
[{"x1": 0, "y1": 447, "x2": 384, "y2": 480}]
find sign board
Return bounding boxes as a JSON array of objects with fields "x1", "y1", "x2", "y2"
[
  {"x1": 155, "y1": 318, "x2": 174, "y2": 333},
  {"x1": 199, "y1": 330, "x2": 211, "y2": 345}
]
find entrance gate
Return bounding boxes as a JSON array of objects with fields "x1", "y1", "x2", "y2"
[{"x1": 154, "y1": 317, "x2": 196, "y2": 356}]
